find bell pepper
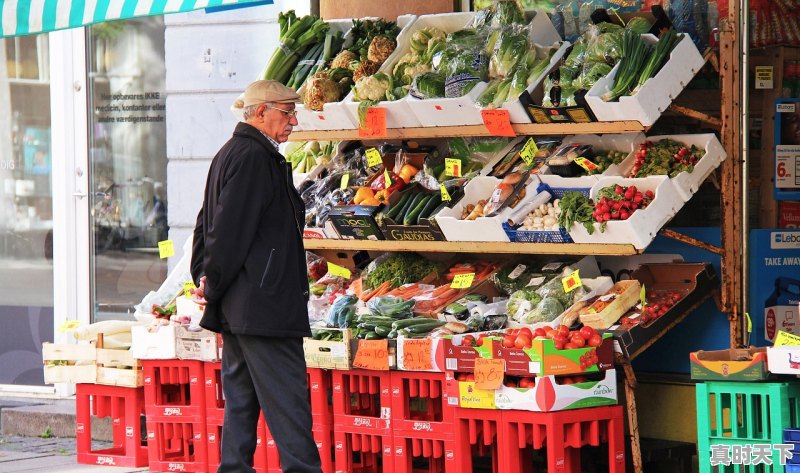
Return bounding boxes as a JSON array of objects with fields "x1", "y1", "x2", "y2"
[
  {"x1": 386, "y1": 178, "x2": 406, "y2": 195},
  {"x1": 354, "y1": 187, "x2": 374, "y2": 205},
  {"x1": 369, "y1": 170, "x2": 403, "y2": 191}
]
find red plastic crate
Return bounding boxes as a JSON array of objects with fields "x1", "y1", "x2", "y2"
[
  {"x1": 143, "y1": 359, "x2": 206, "y2": 421},
  {"x1": 391, "y1": 371, "x2": 454, "y2": 439},
  {"x1": 334, "y1": 430, "x2": 394, "y2": 473},
  {"x1": 308, "y1": 367, "x2": 333, "y2": 427},
  {"x1": 500, "y1": 405, "x2": 626, "y2": 473},
  {"x1": 205, "y1": 416, "x2": 269, "y2": 473},
  {"x1": 145, "y1": 419, "x2": 208, "y2": 473},
  {"x1": 453, "y1": 407, "x2": 504, "y2": 473},
  {"x1": 204, "y1": 361, "x2": 223, "y2": 423},
  {"x1": 333, "y1": 369, "x2": 392, "y2": 434},
  {"x1": 75, "y1": 384, "x2": 148, "y2": 468},
  {"x1": 392, "y1": 435, "x2": 457, "y2": 473},
  {"x1": 264, "y1": 421, "x2": 334, "y2": 473}
]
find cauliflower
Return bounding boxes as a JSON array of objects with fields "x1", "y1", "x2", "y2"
[
  {"x1": 353, "y1": 73, "x2": 392, "y2": 102},
  {"x1": 410, "y1": 28, "x2": 446, "y2": 53},
  {"x1": 352, "y1": 60, "x2": 380, "y2": 82},
  {"x1": 367, "y1": 36, "x2": 396, "y2": 65},
  {"x1": 400, "y1": 63, "x2": 432, "y2": 83},
  {"x1": 304, "y1": 77, "x2": 341, "y2": 111},
  {"x1": 330, "y1": 50, "x2": 357, "y2": 70}
]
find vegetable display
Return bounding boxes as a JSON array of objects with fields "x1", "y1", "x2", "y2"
[
  {"x1": 628, "y1": 139, "x2": 704, "y2": 177},
  {"x1": 260, "y1": 11, "x2": 330, "y2": 84},
  {"x1": 593, "y1": 184, "x2": 654, "y2": 228}
]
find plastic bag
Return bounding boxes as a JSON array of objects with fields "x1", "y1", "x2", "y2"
[
  {"x1": 506, "y1": 288, "x2": 543, "y2": 321},
  {"x1": 521, "y1": 296, "x2": 564, "y2": 324},
  {"x1": 306, "y1": 252, "x2": 327, "y2": 282}
]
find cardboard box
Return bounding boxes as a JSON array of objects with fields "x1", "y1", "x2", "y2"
[
  {"x1": 495, "y1": 369, "x2": 618, "y2": 412},
  {"x1": 320, "y1": 0, "x2": 453, "y2": 21},
  {"x1": 380, "y1": 184, "x2": 447, "y2": 242},
  {"x1": 42, "y1": 343, "x2": 98, "y2": 384},
  {"x1": 131, "y1": 325, "x2": 218, "y2": 361},
  {"x1": 604, "y1": 263, "x2": 719, "y2": 359},
  {"x1": 303, "y1": 328, "x2": 353, "y2": 370},
  {"x1": 444, "y1": 371, "x2": 497, "y2": 409},
  {"x1": 766, "y1": 345, "x2": 800, "y2": 375},
  {"x1": 690, "y1": 347, "x2": 770, "y2": 381},
  {"x1": 520, "y1": 89, "x2": 597, "y2": 124},
  {"x1": 491, "y1": 333, "x2": 615, "y2": 377},
  {"x1": 329, "y1": 205, "x2": 385, "y2": 240},
  {"x1": 175, "y1": 327, "x2": 220, "y2": 361}
]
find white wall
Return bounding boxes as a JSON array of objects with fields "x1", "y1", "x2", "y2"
[{"x1": 164, "y1": 1, "x2": 308, "y2": 267}]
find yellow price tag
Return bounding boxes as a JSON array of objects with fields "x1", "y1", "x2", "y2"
[
  {"x1": 774, "y1": 330, "x2": 800, "y2": 346},
  {"x1": 574, "y1": 157, "x2": 599, "y2": 172},
  {"x1": 445, "y1": 158, "x2": 462, "y2": 177},
  {"x1": 519, "y1": 138, "x2": 539, "y2": 166},
  {"x1": 158, "y1": 240, "x2": 175, "y2": 259},
  {"x1": 561, "y1": 270, "x2": 582, "y2": 293},
  {"x1": 640, "y1": 284, "x2": 646, "y2": 308},
  {"x1": 340, "y1": 173, "x2": 350, "y2": 189},
  {"x1": 366, "y1": 148, "x2": 382, "y2": 167},
  {"x1": 450, "y1": 272, "x2": 475, "y2": 289},
  {"x1": 184, "y1": 282, "x2": 196, "y2": 297},
  {"x1": 440, "y1": 184, "x2": 451, "y2": 202},
  {"x1": 57, "y1": 320, "x2": 80, "y2": 333},
  {"x1": 384, "y1": 169, "x2": 392, "y2": 186},
  {"x1": 327, "y1": 262, "x2": 352, "y2": 279},
  {"x1": 745, "y1": 312, "x2": 752, "y2": 334}
]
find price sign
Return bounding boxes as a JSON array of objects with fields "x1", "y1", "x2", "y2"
[
  {"x1": 519, "y1": 138, "x2": 539, "y2": 166},
  {"x1": 353, "y1": 339, "x2": 390, "y2": 370},
  {"x1": 440, "y1": 184, "x2": 451, "y2": 202},
  {"x1": 639, "y1": 284, "x2": 646, "y2": 310},
  {"x1": 574, "y1": 157, "x2": 599, "y2": 173},
  {"x1": 365, "y1": 148, "x2": 382, "y2": 167},
  {"x1": 56, "y1": 320, "x2": 80, "y2": 333},
  {"x1": 474, "y1": 358, "x2": 505, "y2": 390},
  {"x1": 402, "y1": 339, "x2": 433, "y2": 371},
  {"x1": 158, "y1": 240, "x2": 175, "y2": 259},
  {"x1": 450, "y1": 272, "x2": 475, "y2": 289},
  {"x1": 746, "y1": 312, "x2": 753, "y2": 334},
  {"x1": 561, "y1": 270, "x2": 582, "y2": 293},
  {"x1": 481, "y1": 109, "x2": 516, "y2": 137},
  {"x1": 327, "y1": 262, "x2": 352, "y2": 279},
  {"x1": 755, "y1": 66, "x2": 773, "y2": 89},
  {"x1": 384, "y1": 169, "x2": 392, "y2": 186},
  {"x1": 340, "y1": 173, "x2": 350, "y2": 190},
  {"x1": 184, "y1": 282, "x2": 196, "y2": 298},
  {"x1": 775, "y1": 330, "x2": 800, "y2": 346},
  {"x1": 359, "y1": 107, "x2": 387, "y2": 138},
  {"x1": 445, "y1": 158, "x2": 462, "y2": 177}
]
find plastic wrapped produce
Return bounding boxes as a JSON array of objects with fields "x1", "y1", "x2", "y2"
[{"x1": 521, "y1": 296, "x2": 564, "y2": 324}]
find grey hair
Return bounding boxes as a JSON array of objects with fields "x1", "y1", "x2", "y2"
[{"x1": 242, "y1": 104, "x2": 262, "y2": 121}]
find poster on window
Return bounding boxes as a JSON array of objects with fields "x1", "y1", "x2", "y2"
[{"x1": 774, "y1": 99, "x2": 800, "y2": 200}]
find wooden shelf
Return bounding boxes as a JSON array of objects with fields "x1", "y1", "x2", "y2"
[
  {"x1": 288, "y1": 121, "x2": 646, "y2": 141},
  {"x1": 303, "y1": 239, "x2": 641, "y2": 255}
]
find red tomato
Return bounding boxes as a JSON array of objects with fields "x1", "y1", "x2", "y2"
[
  {"x1": 561, "y1": 377, "x2": 575, "y2": 385},
  {"x1": 579, "y1": 326, "x2": 597, "y2": 340},
  {"x1": 557, "y1": 325, "x2": 570, "y2": 337},
  {"x1": 504, "y1": 379, "x2": 518, "y2": 388},
  {"x1": 518, "y1": 327, "x2": 533, "y2": 339},
  {"x1": 545, "y1": 329, "x2": 557, "y2": 340},
  {"x1": 519, "y1": 377, "x2": 536, "y2": 389},
  {"x1": 588, "y1": 334, "x2": 603, "y2": 347},
  {"x1": 564, "y1": 342, "x2": 579, "y2": 350},
  {"x1": 462, "y1": 335, "x2": 476, "y2": 347},
  {"x1": 514, "y1": 335, "x2": 531, "y2": 349},
  {"x1": 569, "y1": 333, "x2": 586, "y2": 348},
  {"x1": 502, "y1": 336, "x2": 515, "y2": 348},
  {"x1": 534, "y1": 328, "x2": 547, "y2": 338},
  {"x1": 574, "y1": 376, "x2": 587, "y2": 383}
]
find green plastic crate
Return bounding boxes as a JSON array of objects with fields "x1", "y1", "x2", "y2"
[{"x1": 696, "y1": 381, "x2": 800, "y2": 473}]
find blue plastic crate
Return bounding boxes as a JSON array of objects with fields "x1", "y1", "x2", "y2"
[
  {"x1": 786, "y1": 428, "x2": 800, "y2": 443},
  {"x1": 502, "y1": 222, "x2": 574, "y2": 243},
  {"x1": 535, "y1": 181, "x2": 591, "y2": 199},
  {"x1": 787, "y1": 464, "x2": 800, "y2": 473}
]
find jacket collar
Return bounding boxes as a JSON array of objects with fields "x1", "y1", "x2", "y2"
[{"x1": 233, "y1": 122, "x2": 286, "y2": 164}]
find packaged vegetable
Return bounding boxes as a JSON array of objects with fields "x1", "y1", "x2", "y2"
[{"x1": 521, "y1": 296, "x2": 564, "y2": 324}]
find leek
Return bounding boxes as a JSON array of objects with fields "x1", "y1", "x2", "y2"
[
  {"x1": 601, "y1": 29, "x2": 651, "y2": 102},
  {"x1": 631, "y1": 29, "x2": 681, "y2": 95}
]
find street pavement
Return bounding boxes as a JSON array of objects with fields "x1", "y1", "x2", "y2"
[{"x1": 0, "y1": 435, "x2": 149, "y2": 472}]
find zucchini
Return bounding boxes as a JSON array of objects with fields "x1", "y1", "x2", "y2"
[
  {"x1": 385, "y1": 192, "x2": 412, "y2": 220},
  {"x1": 404, "y1": 320, "x2": 446, "y2": 334},
  {"x1": 387, "y1": 329, "x2": 398, "y2": 339},
  {"x1": 364, "y1": 331, "x2": 382, "y2": 340},
  {"x1": 400, "y1": 192, "x2": 426, "y2": 222},
  {"x1": 392, "y1": 317, "x2": 440, "y2": 330},
  {"x1": 418, "y1": 194, "x2": 442, "y2": 221},
  {"x1": 373, "y1": 325, "x2": 392, "y2": 337},
  {"x1": 404, "y1": 194, "x2": 432, "y2": 226}
]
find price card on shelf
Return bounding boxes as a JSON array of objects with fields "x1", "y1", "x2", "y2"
[
  {"x1": 639, "y1": 285, "x2": 646, "y2": 309},
  {"x1": 327, "y1": 262, "x2": 351, "y2": 279},
  {"x1": 561, "y1": 270, "x2": 582, "y2": 293},
  {"x1": 158, "y1": 240, "x2": 175, "y2": 259},
  {"x1": 184, "y1": 282, "x2": 196, "y2": 297},
  {"x1": 353, "y1": 339, "x2": 390, "y2": 370},
  {"x1": 474, "y1": 358, "x2": 504, "y2": 390},
  {"x1": 480, "y1": 110, "x2": 516, "y2": 137},
  {"x1": 384, "y1": 169, "x2": 392, "y2": 186},
  {"x1": 445, "y1": 158, "x2": 462, "y2": 177},
  {"x1": 519, "y1": 138, "x2": 539, "y2": 166},
  {"x1": 56, "y1": 320, "x2": 80, "y2": 333},
  {"x1": 440, "y1": 184, "x2": 451, "y2": 202},
  {"x1": 359, "y1": 107, "x2": 387, "y2": 138},
  {"x1": 774, "y1": 330, "x2": 800, "y2": 347},
  {"x1": 450, "y1": 272, "x2": 475, "y2": 289},
  {"x1": 402, "y1": 339, "x2": 433, "y2": 371},
  {"x1": 365, "y1": 148, "x2": 382, "y2": 167},
  {"x1": 574, "y1": 157, "x2": 599, "y2": 173},
  {"x1": 340, "y1": 173, "x2": 350, "y2": 189}
]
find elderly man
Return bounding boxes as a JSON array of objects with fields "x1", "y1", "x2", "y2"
[{"x1": 191, "y1": 80, "x2": 321, "y2": 473}]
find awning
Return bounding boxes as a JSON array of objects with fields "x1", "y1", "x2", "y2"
[{"x1": 1, "y1": 0, "x2": 272, "y2": 38}]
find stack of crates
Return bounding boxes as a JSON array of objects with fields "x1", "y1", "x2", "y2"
[
  {"x1": 332, "y1": 369, "x2": 394, "y2": 472},
  {"x1": 696, "y1": 381, "x2": 800, "y2": 473},
  {"x1": 143, "y1": 359, "x2": 208, "y2": 472},
  {"x1": 785, "y1": 428, "x2": 800, "y2": 473}
]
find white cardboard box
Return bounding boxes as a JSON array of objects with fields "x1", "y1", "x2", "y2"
[
  {"x1": 766, "y1": 346, "x2": 800, "y2": 375},
  {"x1": 494, "y1": 369, "x2": 618, "y2": 412},
  {"x1": 616, "y1": 133, "x2": 727, "y2": 203},
  {"x1": 567, "y1": 175, "x2": 682, "y2": 249},
  {"x1": 585, "y1": 33, "x2": 705, "y2": 126},
  {"x1": 132, "y1": 324, "x2": 220, "y2": 361}
]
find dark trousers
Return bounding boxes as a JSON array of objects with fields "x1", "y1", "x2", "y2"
[{"x1": 218, "y1": 333, "x2": 322, "y2": 473}]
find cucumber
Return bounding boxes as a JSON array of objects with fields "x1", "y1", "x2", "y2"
[
  {"x1": 373, "y1": 325, "x2": 392, "y2": 337},
  {"x1": 404, "y1": 194, "x2": 432, "y2": 226},
  {"x1": 387, "y1": 330, "x2": 398, "y2": 339},
  {"x1": 404, "y1": 320, "x2": 446, "y2": 334},
  {"x1": 385, "y1": 192, "x2": 412, "y2": 220},
  {"x1": 400, "y1": 192, "x2": 426, "y2": 223},
  {"x1": 418, "y1": 194, "x2": 442, "y2": 222},
  {"x1": 392, "y1": 317, "x2": 440, "y2": 330},
  {"x1": 364, "y1": 331, "x2": 382, "y2": 340}
]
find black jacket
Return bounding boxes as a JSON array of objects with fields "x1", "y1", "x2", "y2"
[{"x1": 191, "y1": 122, "x2": 310, "y2": 337}]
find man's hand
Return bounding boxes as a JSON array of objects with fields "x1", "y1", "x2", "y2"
[{"x1": 191, "y1": 276, "x2": 208, "y2": 306}]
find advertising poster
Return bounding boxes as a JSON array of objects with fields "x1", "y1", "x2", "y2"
[{"x1": 774, "y1": 100, "x2": 800, "y2": 200}]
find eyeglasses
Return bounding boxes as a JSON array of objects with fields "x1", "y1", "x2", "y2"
[{"x1": 264, "y1": 105, "x2": 298, "y2": 118}]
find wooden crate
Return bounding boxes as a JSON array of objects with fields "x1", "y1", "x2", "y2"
[
  {"x1": 303, "y1": 328, "x2": 353, "y2": 370},
  {"x1": 319, "y1": 0, "x2": 456, "y2": 20},
  {"x1": 42, "y1": 343, "x2": 97, "y2": 384},
  {"x1": 96, "y1": 348, "x2": 143, "y2": 387}
]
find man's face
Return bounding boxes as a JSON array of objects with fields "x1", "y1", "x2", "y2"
[{"x1": 253, "y1": 102, "x2": 298, "y2": 143}]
